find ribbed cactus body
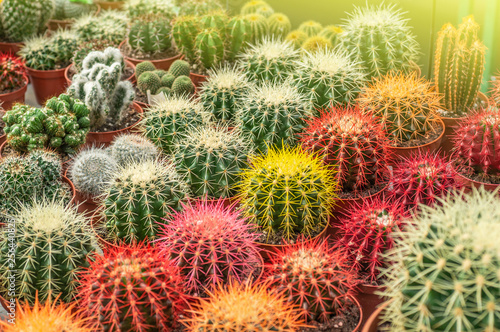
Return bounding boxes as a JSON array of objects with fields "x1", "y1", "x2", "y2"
[
  {"x1": 172, "y1": 15, "x2": 201, "y2": 61},
  {"x1": 168, "y1": 59, "x2": 190, "y2": 78},
  {"x1": 267, "y1": 13, "x2": 291, "y2": 38},
  {"x1": 226, "y1": 16, "x2": 252, "y2": 61},
  {"x1": 195, "y1": 28, "x2": 224, "y2": 70},
  {"x1": 301, "y1": 36, "x2": 332, "y2": 53},
  {"x1": 298, "y1": 20, "x2": 322, "y2": 37},
  {"x1": 109, "y1": 134, "x2": 158, "y2": 166},
  {"x1": 200, "y1": 11, "x2": 228, "y2": 33},
  {"x1": 128, "y1": 15, "x2": 172, "y2": 54},
  {"x1": 171, "y1": 75, "x2": 195, "y2": 95},
  {"x1": 28, "y1": 150, "x2": 62, "y2": 185},
  {"x1": 138, "y1": 71, "x2": 162, "y2": 94},
  {"x1": 319, "y1": 25, "x2": 343, "y2": 46},
  {"x1": 0, "y1": 53, "x2": 26, "y2": 92},
  {"x1": 73, "y1": 11, "x2": 128, "y2": 44},
  {"x1": 240, "y1": 0, "x2": 270, "y2": 15},
  {"x1": 135, "y1": 61, "x2": 156, "y2": 78},
  {"x1": 434, "y1": 16, "x2": 486, "y2": 115},
  {"x1": 244, "y1": 14, "x2": 268, "y2": 44},
  {"x1": 286, "y1": 30, "x2": 308, "y2": 49},
  {"x1": 20, "y1": 31, "x2": 78, "y2": 70}
]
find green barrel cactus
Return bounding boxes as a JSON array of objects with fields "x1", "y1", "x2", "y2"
[
  {"x1": 267, "y1": 13, "x2": 291, "y2": 39},
  {"x1": 240, "y1": 0, "x2": 270, "y2": 15},
  {"x1": 319, "y1": 25, "x2": 343, "y2": 47},
  {"x1": 286, "y1": 30, "x2": 308, "y2": 49},
  {"x1": 195, "y1": 28, "x2": 225, "y2": 70},
  {"x1": 138, "y1": 72, "x2": 162, "y2": 95},
  {"x1": 169, "y1": 60, "x2": 191, "y2": 78},
  {"x1": 226, "y1": 15, "x2": 252, "y2": 61},
  {"x1": 298, "y1": 20, "x2": 322, "y2": 37},
  {"x1": 171, "y1": 75, "x2": 195, "y2": 96},
  {"x1": 72, "y1": 11, "x2": 129, "y2": 44},
  {"x1": 244, "y1": 13, "x2": 268, "y2": 44},
  {"x1": 200, "y1": 10, "x2": 228, "y2": 33},
  {"x1": 128, "y1": 14, "x2": 172, "y2": 55},
  {"x1": 172, "y1": 15, "x2": 201, "y2": 61},
  {"x1": 135, "y1": 61, "x2": 156, "y2": 79}
]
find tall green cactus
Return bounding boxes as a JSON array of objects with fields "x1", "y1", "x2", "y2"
[
  {"x1": 172, "y1": 15, "x2": 201, "y2": 61},
  {"x1": 195, "y1": 28, "x2": 225, "y2": 70},
  {"x1": 434, "y1": 15, "x2": 486, "y2": 116},
  {"x1": 128, "y1": 14, "x2": 172, "y2": 55},
  {"x1": 226, "y1": 15, "x2": 252, "y2": 61}
]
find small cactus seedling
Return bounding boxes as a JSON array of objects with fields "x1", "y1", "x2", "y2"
[
  {"x1": 286, "y1": 29, "x2": 308, "y2": 49},
  {"x1": 100, "y1": 159, "x2": 190, "y2": 244},
  {"x1": 298, "y1": 20, "x2": 323, "y2": 37},
  {"x1": 340, "y1": 3, "x2": 419, "y2": 78},
  {"x1": 183, "y1": 281, "x2": 306, "y2": 331},
  {"x1": 159, "y1": 199, "x2": 260, "y2": 293},
  {"x1": 380, "y1": 188, "x2": 500, "y2": 331},
  {"x1": 267, "y1": 13, "x2": 291, "y2": 38},
  {"x1": 69, "y1": 147, "x2": 118, "y2": 198},
  {"x1": 109, "y1": 133, "x2": 159, "y2": 166},
  {"x1": 239, "y1": 37, "x2": 299, "y2": 83},
  {"x1": 358, "y1": 72, "x2": 442, "y2": 145},
  {"x1": 265, "y1": 238, "x2": 358, "y2": 322},
  {"x1": 237, "y1": 145, "x2": 338, "y2": 241},
  {"x1": 0, "y1": 199, "x2": 96, "y2": 304},
  {"x1": 300, "y1": 106, "x2": 392, "y2": 193},
  {"x1": 0, "y1": 52, "x2": 27, "y2": 92},
  {"x1": 335, "y1": 197, "x2": 409, "y2": 282},
  {"x1": 237, "y1": 81, "x2": 311, "y2": 152},
  {"x1": 293, "y1": 47, "x2": 366, "y2": 112},
  {"x1": 387, "y1": 151, "x2": 462, "y2": 211},
  {"x1": 174, "y1": 125, "x2": 253, "y2": 199},
  {"x1": 79, "y1": 243, "x2": 188, "y2": 332}
]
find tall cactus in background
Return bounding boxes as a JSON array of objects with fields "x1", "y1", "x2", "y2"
[
  {"x1": 128, "y1": 14, "x2": 172, "y2": 55},
  {"x1": 226, "y1": 15, "x2": 252, "y2": 61},
  {"x1": 244, "y1": 13, "x2": 268, "y2": 44},
  {"x1": 267, "y1": 13, "x2": 291, "y2": 38},
  {"x1": 434, "y1": 16, "x2": 486, "y2": 116},
  {"x1": 172, "y1": 15, "x2": 201, "y2": 61},
  {"x1": 195, "y1": 28, "x2": 225, "y2": 70}
]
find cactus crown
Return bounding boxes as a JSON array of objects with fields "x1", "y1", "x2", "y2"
[
  {"x1": 380, "y1": 188, "x2": 500, "y2": 331},
  {"x1": 109, "y1": 133, "x2": 159, "y2": 167},
  {"x1": 0, "y1": 52, "x2": 27, "y2": 92},
  {"x1": 301, "y1": 37, "x2": 332, "y2": 53},
  {"x1": 286, "y1": 29, "x2": 308, "y2": 49},
  {"x1": 359, "y1": 72, "x2": 441, "y2": 144}
]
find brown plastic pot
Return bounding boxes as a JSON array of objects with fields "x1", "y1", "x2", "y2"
[
  {"x1": 456, "y1": 171, "x2": 500, "y2": 192},
  {"x1": 0, "y1": 41, "x2": 23, "y2": 55},
  {"x1": 0, "y1": 77, "x2": 28, "y2": 111},
  {"x1": 361, "y1": 299, "x2": 392, "y2": 332},
  {"x1": 355, "y1": 284, "x2": 386, "y2": 328},
  {"x1": 85, "y1": 102, "x2": 143, "y2": 147},
  {"x1": 26, "y1": 65, "x2": 69, "y2": 105},
  {"x1": 119, "y1": 40, "x2": 184, "y2": 71},
  {"x1": 64, "y1": 59, "x2": 136, "y2": 87},
  {"x1": 190, "y1": 72, "x2": 208, "y2": 87},
  {"x1": 96, "y1": 0, "x2": 125, "y2": 10},
  {"x1": 0, "y1": 141, "x2": 74, "y2": 172},
  {"x1": 62, "y1": 175, "x2": 77, "y2": 206}
]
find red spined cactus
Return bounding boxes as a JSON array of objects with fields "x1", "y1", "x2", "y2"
[
  {"x1": 300, "y1": 105, "x2": 391, "y2": 193},
  {"x1": 387, "y1": 151, "x2": 462, "y2": 210},
  {"x1": 335, "y1": 197, "x2": 409, "y2": 282},
  {"x1": 264, "y1": 238, "x2": 358, "y2": 323},
  {"x1": 158, "y1": 198, "x2": 260, "y2": 294},
  {"x1": 0, "y1": 52, "x2": 26, "y2": 91},
  {"x1": 79, "y1": 243, "x2": 187, "y2": 332},
  {"x1": 453, "y1": 107, "x2": 500, "y2": 177}
]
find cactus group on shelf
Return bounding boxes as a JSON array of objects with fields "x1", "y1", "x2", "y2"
[
  {"x1": 237, "y1": 81, "x2": 310, "y2": 152},
  {"x1": 100, "y1": 159, "x2": 189, "y2": 244},
  {"x1": 53, "y1": 0, "x2": 95, "y2": 20},
  {"x1": 359, "y1": 72, "x2": 442, "y2": 145},
  {"x1": 0, "y1": 53, "x2": 27, "y2": 92},
  {"x1": 173, "y1": 125, "x2": 253, "y2": 199},
  {"x1": 0, "y1": 199, "x2": 96, "y2": 304},
  {"x1": 237, "y1": 145, "x2": 338, "y2": 241},
  {"x1": 301, "y1": 106, "x2": 392, "y2": 193},
  {"x1": 434, "y1": 16, "x2": 486, "y2": 116},
  {"x1": 80, "y1": 244, "x2": 188, "y2": 332},
  {"x1": 109, "y1": 133, "x2": 159, "y2": 166},
  {"x1": 340, "y1": 4, "x2": 419, "y2": 78},
  {"x1": 3, "y1": 94, "x2": 90, "y2": 154},
  {"x1": 380, "y1": 188, "x2": 500, "y2": 331},
  {"x1": 128, "y1": 14, "x2": 172, "y2": 55},
  {"x1": 159, "y1": 199, "x2": 259, "y2": 293},
  {"x1": 72, "y1": 11, "x2": 129, "y2": 44},
  {"x1": 266, "y1": 238, "x2": 358, "y2": 322}
]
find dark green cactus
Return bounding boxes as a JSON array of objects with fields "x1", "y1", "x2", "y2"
[
  {"x1": 171, "y1": 76, "x2": 195, "y2": 96},
  {"x1": 195, "y1": 28, "x2": 225, "y2": 70},
  {"x1": 168, "y1": 60, "x2": 191, "y2": 78},
  {"x1": 128, "y1": 14, "x2": 172, "y2": 55},
  {"x1": 226, "y1": 15, "x2": 252, "y2": 61},
  {"x1": 138, "y1": 72, "x2": 162, "y2": 95},
  {"x1": 135, "y1": 61, "x2": 156, "y2": 79},
  {"x1": 172, "y1": 15, "x2": 201, "y2": 61}
]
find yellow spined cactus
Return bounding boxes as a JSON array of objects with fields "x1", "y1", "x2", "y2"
[{"x1": 301, "y1": 35, "x2": 332, "y2": 53}]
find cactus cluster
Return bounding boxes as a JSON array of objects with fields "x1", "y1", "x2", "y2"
[
  {"x1": 0, "y1": 199, "x2": 96, "y2": 304},
  {"x1": 434, "y1": 15, "x2": 486, "y2": 116},
  {"x1": 237, "y1": 145, "x2": 338, "y2": 241},
  {"x1": 266, "y1": 238, "x2": 358, "y2": 322},
  {"x1": 380, "y1": 188, "x2": 500, "y2": 331},
  {"x1": 3, "y1": 94, "x2": 90, "y2": 154},
  {"x1": 359, "y1": 72, "x2": 442, "y2": 145},
  {"x1": 53, "y1": 0, "x2": 95, "y2": 20},
  {"x1": 79, "y1": 244, "x2": 188, "y2": 332},
  {"x1": 72, "y1": 11, "x2": 129, "y2": 44},
  {"x1": 128, "y1": 13, "x2": 173, "y2": 55},
  {"x1": 159, "y1": 199, "x2": 259, "y2": 293},
  {"x1": 301, "y1": 106, "x2": 392, "y2": 193},
  {"x1": 340, "y1": 4, "x2": 419, "y2": 78},
  {"x1": 137, "y1": 60, "x2": 195, "y2": 96},
  {"x1": 0, "y1": 52, "x2": 27, "y2": 92},
  {"x1": 68, "y1": 48, "x2": 135, "y2": 130},
  {"x1": 173, "y1": 125, "x2": 253, "y2": 199}
]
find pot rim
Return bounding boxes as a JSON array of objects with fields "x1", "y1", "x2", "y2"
[{"x1": 388, "y1": 117, "x2": 445, "y2": 151}]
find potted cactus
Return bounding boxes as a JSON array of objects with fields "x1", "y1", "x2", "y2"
[
  {"x1": 434, "y1": 16, "x2": 488, "y2": 153},
  {"x1": 72, "y1": 10, "x2": 128, "y2": 45},
  {"x1": 359, "y1": 72, "x2": 444, "y2": 160},
  {"x1": 19, "y1": 31, "x2": 78, "y2": 105},
  {"x1": 48, "y1": 0, "x2": 99, "y2": 31},
  {"x1": 0, "y1": 52, "x2": 28, "y2": 112}
]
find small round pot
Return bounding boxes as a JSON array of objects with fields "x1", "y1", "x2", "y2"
[
  {"x1": 119, "y1": 40, "x2": 183, "y2": 71},
  {"x1": 64, "y1": 59, "x2": 136, "y2": 87},
  {"x1": 190, "y1": 72, "x2": 208, "y2": 87},
  {"x1": 361, "y1": 299, "x2": 392, "y2": 332},
  {"x1": 355, "y1": 284, "x2": 386, "y2": 328},
  {"x1": 96, "y1": 0, "x2": 125, "y2": 10},
  {"x1": 388, "y1": 117, "x2": 445, "y2": 162},
  {"x1": 456, "y1": 171, "x2": 500, "y2": 192},
  {"x1": 85, "y1": 102, "x2": 143, "y2": 147},
  {"x1": 0, "y1": 77, "x2": 28, "y2": 111},
  {"x1": 0, "y1": 41, "x2": 23, "y2": 55},
  {"x1": 26, "y1": 65, "x2": 69, "y2": 105},
  {"x1": 0, "y1": 141, "x2": 74, "y2": 172}
]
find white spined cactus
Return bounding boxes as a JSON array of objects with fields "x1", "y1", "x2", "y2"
[{"x1": 109, "y1": 133, "x2": 159, "y2": 166}]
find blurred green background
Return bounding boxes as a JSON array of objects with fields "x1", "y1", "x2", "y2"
[{"x1": 226, "y1": 0, "x2": 500, "y2": 92}]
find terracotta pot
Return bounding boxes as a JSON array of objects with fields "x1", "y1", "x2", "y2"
[
  {"x1": 85, "y1": 102, "x2": 143, "y2": 147},
  {"x1": 65, "y1": 59, "x2": 136, "y2": 87},
  {"x1": 0, "y1": 134, "x2": 5, "y2": 147},
  {"x1": 456, "y1": 171, "x2": 500, "y2": 192},
  {"x1": 355, "y1": 284, "x2": 386, "y2": 328},
  {"x1": 0, "y1": 77, "x2": 28, "y2": 111},
  {"x1": 0, "y1": 41, "x2": 23, "y2": 55},
  {"x1": 96, "y1": 0, "x2": 125, "y2": 10},
  {"x1": 26, "y1": 66, "x2": 69, "y2": 105},
  {"x1": 190, "y1": 72, "x2": 208, "y2": 87},
  {"x1": 135, "y1": 100, "x2": 149, "y2": 110},
  {"x1": 388, "y1": 117, "x2": 445, "y2": 162},
  {"x1": 119, "y1": 40, "x2": 184, "y2": 71},
  {"x1": 0, "y1": 141, "x2": 74, "y2": 172},
  {"x1": 47, "y1": 5, "x2": 100, "y2": 31},
  {"x1": 361, "y1": 299, "x2": 392, "y2": 332},
  {"x1": 62, "y1": 175, "x2": 76, "y2": 206}
]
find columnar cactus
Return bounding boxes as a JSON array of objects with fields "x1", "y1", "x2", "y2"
[
  {"x1": 293, "y1": 47, "x2": 366, "y2": 112},
  {"x1": 70, "y1": 147, "x2": 118, "y2": 198},
  {"x1": 0, "y1": 199, "x2": 96, "y2": 304},
  {"x1": 388, "y1": 152, "x2": 462, "y2": 211},
  {"x1": 159, "y1": 199, "x2": 260, "y2": 293},
  {"x1": 237, "y1": 145, "x2": 338, "y2": 241},
  {"x1": 380, "y1": 188, "x2": 500, "y2": 331},
  {"x1": 267, "y1": 13, "x2": 291, "y2": 38},
  {"x1": 20, "y1": 31, "x2": 79, "y2": 70},
  {"x1": 358, "y1": 72, "x2": 442, "y2": 145},
  {"x1": 0, "y1": 53, "x2": 27, "y2": 92},
  {"x1": 173, "y1": 125, "x2": 253, "y2": 199},
  {"x1": 266, "y1": 238, "x2": 358, "y2": 322},
  {"x1": 128, "y1": 14, "x2": 172, "y2": 55},
  {"x1": 100, "y1": 159, "x2": 189, "y2": 244},
  {"x1": 340, "y1": 4, "x2": 419, "y2": 79},
  {"x1": 226, "y1": 15, "x2": 252, "y2": 61},
  {"x1": 237, "y1": 81, "x2": 311, "y2": 152},
  {"x1": 184, "y1": 281, "x2": 306, "y2": 331},
  {"x1": 195, "y1": 28, "x2": 225, "y2": 70},
  {"x1": 490, "y1": 76, "x2": 500, "y2": 107},
  {"x1": 434, "y1": 16, "x2": 486, "y2": 116},
  {"x1": 109, "y1": 134, "x2": 159, "y2": 166},
  {"x1": 172, "y1": 15, "x2": 201, "y2": 61},
  {"x1": 239, "y1": 38, "x2": 299, "y2": 83},
  {"x1": 335, "y1": 197, "x2": 409, "y2": 282},
  {"x1": 79, "y1": 244, "x2": 188, "y2": 332},
  {"x1": 73, "y1": 11, "x2": 128, "y2": 44},
  {"x1": 300, "y1": 106, "x2": 392, "y2": 193},
  {"x1": 298, "y1": 20, "x2": 323, "y2": 37},
  {"x1": 199, "y1": 65, "x2": 251, "y2": 123},
  {"x1": 141, "y1": 95, "x2": 208, "y2": 154},
  {"x1": 2, "y1": 94, "x2": 90, "y2": 154}
]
